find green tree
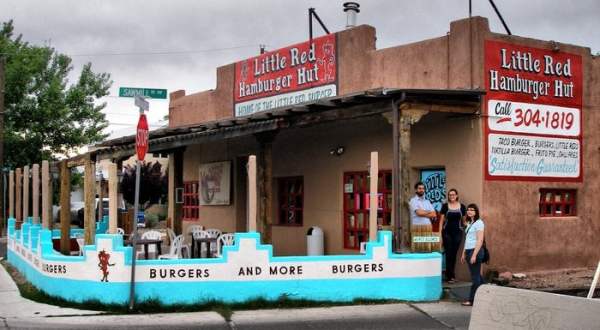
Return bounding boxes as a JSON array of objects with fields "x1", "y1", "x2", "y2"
[{"x1": 1, "y1": 20, "x2": 112, "y2": 168}]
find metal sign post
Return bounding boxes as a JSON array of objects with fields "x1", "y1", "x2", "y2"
[{"x1": 129, "y1": 96, "x2": 149, "y2": 311}]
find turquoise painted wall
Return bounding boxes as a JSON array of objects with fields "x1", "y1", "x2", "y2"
[{"x1": 6, "y1": 218, "x2": 442, "y2": 305}]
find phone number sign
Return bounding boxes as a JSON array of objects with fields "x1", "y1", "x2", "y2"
[
  {"x1": 484, "y1": 40, "x2": 582, "y2": 181},
  {"x1": 488, "y1": 100, "x2": 580, "y2": 136}
]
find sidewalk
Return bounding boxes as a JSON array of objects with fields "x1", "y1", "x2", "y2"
[{"x1": 0, "y1": 254, "x2": 471, "y2": 329}]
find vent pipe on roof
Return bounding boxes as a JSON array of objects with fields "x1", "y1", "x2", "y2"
[{"x1": 343, "y1": 2, "x2": 360, "y2": 29}]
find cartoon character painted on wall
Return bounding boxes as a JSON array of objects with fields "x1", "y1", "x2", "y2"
[
  {"x1": 318, "y1": 40, "x2": 336, "y2": 82},
  {"x1": 98, "y1": 250, "x2": 115, "y2": 282}
]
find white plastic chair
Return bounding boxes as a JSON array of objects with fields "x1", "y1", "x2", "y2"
[
  {"x1": 166, "y1": 228, "x2": 176, "y2": 244},
  {"x1": 116, "y1": 228, "x2": 125, "y2": 235},
  {"x1": 216, "y1": 233, "x2": 235, "y2": 257},
  {"x1": 76, "y1": 237, "x2": 85, "y2": 256},
  {"x1": 204, "y1": 229, "x2": 222, "y2": 256},
  {"x1": 192, "y1": 230, "x2": 210, "y2": 258},
  {"x1": 73, "y1": 232, "x2": 84, "y2": 256},
  {"x1": 205, "y1": 228, "x2": 222, "y2": 238},
  {"x1": 137, "y1": 230, "x2": 162, "y2": 259},
  {"x1": 185, "y1": 225, "x2": 204, "y2": 257},
  {"x1": 186, "y1": 225, "x2": 204, "y2": 236},
  {"x1": 158, "y1": 235, "x2": 186, "y2": 259},
  {"x1": 165, "y1": 227, "x2": 188, "y2": 257}
]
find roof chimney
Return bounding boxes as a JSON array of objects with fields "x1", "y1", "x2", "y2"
[{"x1": 343, "y1": 2, "x2": 360, "y2": 29}]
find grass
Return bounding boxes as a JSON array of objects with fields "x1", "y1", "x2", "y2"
[{"x1": 1, "y1": 260, "x2": 403, "y2": 319}]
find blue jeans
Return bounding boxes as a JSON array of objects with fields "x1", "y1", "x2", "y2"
[{"x1": 465, "y1": 249, "x2": 485, "y2": 304}]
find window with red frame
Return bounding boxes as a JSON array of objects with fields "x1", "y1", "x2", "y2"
[
  {"x1": 183, "y1": 181, "x2": 199, "y2": 220},
  {"x1": 539, "y1": 189, "x2": 576, "y2": 217},
  {"x1": 278, "y1": 177, "x2": 303, "y2": 226},
  {"x1": 343, "y1": 170, "x2": 392, "y2": 250}
]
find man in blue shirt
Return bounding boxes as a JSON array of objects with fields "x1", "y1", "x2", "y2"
[
  {"x1": 409, "y1": 182, "x2": 437, "y2": 226},
  {"x1": 409, "y1": 181, "x2": 437, "y2": 252}
]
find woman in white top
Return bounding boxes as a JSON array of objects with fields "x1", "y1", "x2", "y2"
[{"x1": 460, "y1": 203, "x2": 485, "y2": 306}]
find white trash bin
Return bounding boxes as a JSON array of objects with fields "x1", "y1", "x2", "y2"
[{"x1": 306, "y1": 226, "x2": 324, "y2": 256}]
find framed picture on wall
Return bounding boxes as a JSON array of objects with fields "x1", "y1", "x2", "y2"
[{"x1": 199, "y1": 161, "x2": 231, "y2": 205}]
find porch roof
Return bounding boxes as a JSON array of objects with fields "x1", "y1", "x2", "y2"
[{"x1": 94, "y1": 87, "x2": 484, "y2": 161}]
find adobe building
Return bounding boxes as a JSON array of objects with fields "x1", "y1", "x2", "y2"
[{"x1": 97, "y1": 16, "x2": 599, "y2": 274}]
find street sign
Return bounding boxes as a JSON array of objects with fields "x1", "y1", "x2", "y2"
[
  {"x1": 136, "y1": 114, "x2": 149, "y2": 161},
  {"x1": 119, "y1": 87, "x2": 167, "y2": 99},
  {"x1": 135, "y1": 95, "x2": 149, "y2": 112}
]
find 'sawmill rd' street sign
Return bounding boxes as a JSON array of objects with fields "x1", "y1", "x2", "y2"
[{"x1": 119, "y1": 87, "x2": 167, "y2": 99}]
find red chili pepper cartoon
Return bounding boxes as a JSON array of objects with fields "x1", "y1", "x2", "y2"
[{"x1": 98, "y1": 250, "x2": 115, "y2": 282}]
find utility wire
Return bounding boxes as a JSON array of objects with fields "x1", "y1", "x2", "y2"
[{"x1": 0, "y1": 44, "x2": 262, "y2": 58}]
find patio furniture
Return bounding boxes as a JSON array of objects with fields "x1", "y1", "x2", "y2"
[
  {"x1": 166, "y1": 228, "x2": 176, "y2": 244},
  {"x1": 204, "y1": 229, "x2": 222, "y2": 256},
  {"x1": 125, "y1": 238, "x2": 163, "y2": 260},
  {"x1": 74, "y1": 233, "x2": 84, "y2": 256},
  {"x1": 216, "y1": 233, "x2": 235, "y2": 257},
  {"x1": 164, "y1": 228, "x2": 190, "y2": 257},
  {"x1": 190, "y1": 230, "x2": 218, "y2": 258},
  {"x1": 186, "y1": 225, "x2": 204, "y2": 256},
  {"x1": 158, "y1": 235, "x2": 187, "y2": 259},
  {"x1": 137, "y1": 230, "x2": 162, "y2": 259}
]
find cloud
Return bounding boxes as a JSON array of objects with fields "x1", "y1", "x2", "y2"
[{"x1": 1, "y1": 0, "x2": 598, "y2": 132}]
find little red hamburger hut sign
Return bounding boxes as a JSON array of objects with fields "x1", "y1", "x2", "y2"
[
  {"x1": 234, "y1": 34, "x2": 337, "y2": 117},
  {"x1": 484, "y1": 40, "x2": 582, "y2": 181}
]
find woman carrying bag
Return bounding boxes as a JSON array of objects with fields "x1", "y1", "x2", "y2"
[
  {"x1": 439, "y1": 188, "x2": 466, "y2": 283},
  {"x1": 460, "y1": 203, "x2": 485, "y2": 306}
]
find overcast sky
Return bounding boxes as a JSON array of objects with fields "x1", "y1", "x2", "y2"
[{"x1": 1, "y1": 0, "x2": 598, "y2": 136}]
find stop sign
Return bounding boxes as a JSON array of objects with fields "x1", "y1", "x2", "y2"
[{"x1": 136, "y1": 114, "x2": 149, "y2": 161}]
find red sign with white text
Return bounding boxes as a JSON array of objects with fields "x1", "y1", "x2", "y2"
[
  {"x1": 136, "y1": 114, "x2": 149, "y2": 161},
  {"x1": 484, "y1": 40, "x2": 582, "y2": 182},
  {"x1": 234, "y1": 34, "x2": 337, "y2": 117}
]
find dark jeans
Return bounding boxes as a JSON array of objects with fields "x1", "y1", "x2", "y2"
[
  {"x1": 465, "y1": 248, "x2": 485, "y2": 304},
  {"x1": 442, "y1": 230, "x2": 462, "y2": 280}
]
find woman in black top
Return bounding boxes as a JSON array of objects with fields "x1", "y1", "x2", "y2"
[{"x1": 439, "y1": 188, "x2": 467, "y2": 283}]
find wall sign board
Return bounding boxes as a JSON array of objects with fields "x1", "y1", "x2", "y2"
[
  {"x1": 484, "y1": 40, "x2": 582, "y2": 181},
  {"x1": 234, "y1": 34, "x2": 337, "y2": 117}
]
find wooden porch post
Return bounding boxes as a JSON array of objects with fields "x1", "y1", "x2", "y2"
[
  {"x1": 399, "y1": 107, "x2": 428, "y2": 252},
  {"x1": 247, "y1": 155, "x2": 257, "y2": 232},
  {"x1": 84, "y1": 158, "x2": 96, "y2": 244},
  {"x1": 41, "y1": 161, "x2": 50, "y2": 229},
  {"x1": 15, "y1": 168, "x2": 22, "y2": 226},
  {"x1": 168, "y1": 148, "x2": 184, "y2": 234},
  {"x1": 8, "y1": 170, "x2": 14, "y2": 219},
  {"x1": 23, "y1": 165, "x2": 29, "y2": 221},
  {"x1": 256, "y1": 132, "x2": 276, "y2": 244},
  {"x1": 97, "y1": 165, "x2": 103, "y2": 223},
  {"x1": 59, "y1": 161, "x2": 71, "y2": 255},
  {"x1": 108, "y1": 162, "x2": 118, "y2": 234},
  {"x1": 32, "y1": 164, "x2": 39, "y2": 223},
  {"x1": 369, "y1": 151, "x2": 379, "y2": 242}
]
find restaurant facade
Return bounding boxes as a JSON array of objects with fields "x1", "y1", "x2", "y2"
[{"x1": 99, "y1": 16, "x2": 599, "y2": 275}]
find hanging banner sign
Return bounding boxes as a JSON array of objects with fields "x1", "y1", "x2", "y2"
[
  {"x1": 484, "y1": 40, "x2": 582, "y2": 181},
  {"x1": 234, "y1": 34, "x2": 337, "y2": 117}
]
